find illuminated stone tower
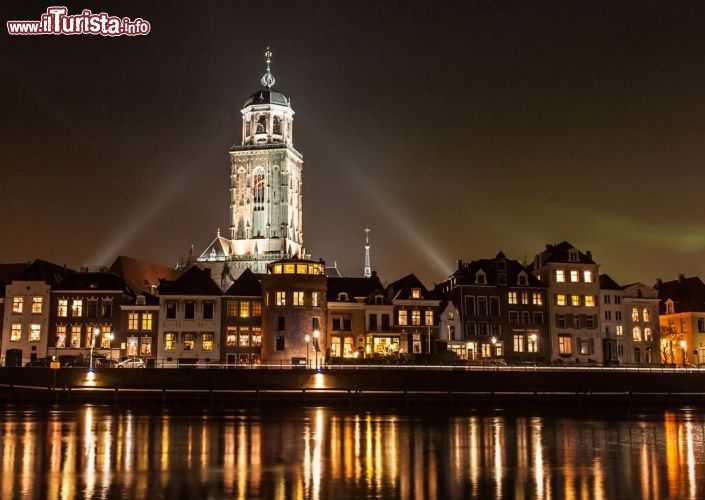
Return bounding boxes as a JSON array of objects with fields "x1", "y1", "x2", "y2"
[
  {"x1": 198, "y1": 48, "x2": 305, "y2": 289},
  {"x1": 364, "y1": 228, "x2": 372, "y2": 278}
]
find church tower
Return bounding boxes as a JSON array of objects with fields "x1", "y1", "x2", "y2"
[{"x1": 197, "y1": 48, "x2": 305, "y2": 288}]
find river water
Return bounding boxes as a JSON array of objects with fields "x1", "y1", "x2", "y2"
[{"x1": 0, "y1": 403, "x2": 703, "y2": 499}]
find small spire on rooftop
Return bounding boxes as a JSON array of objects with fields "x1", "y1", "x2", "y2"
[{"x1": 261, "y1": 46, "x2": 276, "y2": 89}]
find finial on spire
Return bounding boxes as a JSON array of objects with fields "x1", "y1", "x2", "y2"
[
  {"x1": 364, "y1": 227, "x2": 372, "y2": 278},
  {"x1": 261, "y1": 46, "x2": 276, "y2": 89}
]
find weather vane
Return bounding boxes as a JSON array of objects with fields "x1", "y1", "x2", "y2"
[{"x1": 261, "y1": 46, "x2": 275, "y2": 89}]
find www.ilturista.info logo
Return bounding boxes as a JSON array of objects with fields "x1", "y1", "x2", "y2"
[{"x1": 7, "y1": 6, "x2": 151, "y2": 36}]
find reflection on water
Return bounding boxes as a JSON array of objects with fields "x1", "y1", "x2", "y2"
[{"x1": 0, "y1": 404, "x2": 704, "y2": 499}]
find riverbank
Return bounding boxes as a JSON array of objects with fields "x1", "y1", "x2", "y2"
[{"x1": 1, "y1": 366, "x2": 705, "y2": 404}]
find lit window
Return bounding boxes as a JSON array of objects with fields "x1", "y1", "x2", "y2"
[
  {"x1": 141, "y1": 313, "x2": 153, "y2": 331},
  {"x1": 29, "y1": 324, "x2": 40, "y2": 342},
  {"x1": 584, "y1": 296, "x2": 595, "y2": 307},
  {"x1": 411, "y1": 288, "x2": 421, "y2": 299},
  {"x1": 528, "y1": 335, "x2": 538, "y2": 353},
  {"x1": 140, "y1": 337, "x2": 152, "y2": 356},
  {"x1": 240, "y1": 301, "x2": 251, "y2": 317},
  {"x1": 10, "y1": 324, "x2": 21, "y2": 341},
  {"x1": 164, "y1": 332, "x2": 176, "y2": 350},
  {"x1": 556, "y1": 270, "x2": 565, "y2": 282},
  {"x1": 616, "y1": 325, "x2": 623, "y2": 336},
  {"x1": 284, "y1": 264, "x2": 295, "y2": 274},
  {"x1": 411, "y1": 310, "x2": 421, "y2": 326},
  {"x1": 571, "y1": 295, "x2": 581, "y2": 307},
  {"x1": 183, "y1": 333, "x2": 195, "y2": 351},
  {"x1": 101, "y1": 329, "x2": 112, "y2": 349},
  {"x1": 127, "y1": 337, "x2": 138, "y2": 356},
  {"x1": 226, "y1": 327, "x2": 237, "y2": 347},
  {"x1": 276, "y1": 291, "x2": 286, "y2": 306},
  {"x1": 666, "y1": 302, "x2": 674, "y2": 314},
  {"x1": 532, "y1": 293, "x2": 542, "y2": 305},
  {"x1": 70, "y1": 325, "x2": 81, "y2": 348},
  {"x1": 202, "y1": 333, "x2": 214, "y2": 351},
  {"x1": 312, "y1": 292, "x2": 319, "y2": 307},
  {"x1": 644, "y1": 328, "x2": 653, "y2": 341},
  {"x1": 239, "y1": 327, "x2": 250, "y2": 347},
  {"x1": 570, "y1": 270, "x2": 579, "y2": 282},
  {"x1": 56, "y1": 325, "x2": 67, "y2": 348},
  {"x1": 632, "y1": 308, "x2": 639, "y2": 322},
  {"x1": 632, "y1": 327, "x2": 642, "y2": 342},
  {"x1": 228, "y1": 300, "x2": 238, "y2": 317},
  {"x1": 556, "y1": 294, "x2": 566, "y2": 306},
  {"x1": 425, "y1": 310, "x2": 434, "y2": 326},
  {"x1": 579, "y1": 338, "x2": 593, "y2": 355},
  {"x1": 513, "y1": 335, "x2": 525, "y2": 353},
  {"x1": 508, "y1": 292, "x2": 518, "y2": 304},
  {"x1": 272, "y1": 265, "x2": 282, "y2": 274},
  {"x1": 558, "y1": 335, "x2": 572, "y2": 354},
  {"x1": 642, "y1": 308, "x2": 650, "y2": 322},
  {"x1": 583, "y1": 270, "x2": 593, "y2": 283},
  {"x1": 71, "y1": 299, "x2": 83, "y2": 317},
  {"x1": 252, "y1": 327, "x2": 262, "y2": 347},
  {"x1": 398, "y1": 310, "x2": 408, "y2": 326},
  {"x1": 293, "y1": 292, "x2": 304, "y2": 306},
  {"x1": 58, "y1": 299, "x2": 68, "y2": 317},
  {"x1": 12, "y1": 297, "x2": 23, "y2": 314},
  {"x1": 128, "y1": 313, "x2": 139, "y2": 331},
  {"x1": 521, "y1": 292, "x2": 529, "y2": 305},
  {"x1": 86, "y1": 326, "x2": 97, "y2": 348},
  {"x1": 253, "y1": 301, "x2": 262, "y2": 316},
  {"x1": 31, "y1": 296, "x2": 43, "y2": 314}
]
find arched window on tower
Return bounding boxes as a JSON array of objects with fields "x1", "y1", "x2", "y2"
[
  {"x1": 273, "y1": 116, "x2": 281, "y2": 135},
  {"x1": 253, "y1": 169, "x2": 265, "y2": 212},
  {"x1": 256, "y1": 115, "x2": 266, "y2": 134}
]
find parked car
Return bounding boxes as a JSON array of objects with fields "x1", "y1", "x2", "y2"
[{"x1": 117, "y1": 358, "x2": 146, "y2": 368}]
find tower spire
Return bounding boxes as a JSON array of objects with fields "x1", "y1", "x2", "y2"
[
  {"x1": 364, "y1": 227, "x2": 372, "y2": 278},
  {"x1": 261, "y1": 46, "x2": 276, "y2": 89}
]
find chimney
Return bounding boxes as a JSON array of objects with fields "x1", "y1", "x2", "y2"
[
  {"x1": 457, "y1": 259, "x2": 463, "y2": 271},
  {"x1": 679, "y1": 274, "x2": 685, "y2": 283},
  {"x1": 586, "y1": 250, "x2": 592, "y2": 261},
  {"x1": 656, "y1": 278, "x2": 663, "y2": 287}
]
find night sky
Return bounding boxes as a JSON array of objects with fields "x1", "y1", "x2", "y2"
[{"x1": 2, "y1": 1, "x2": 705, "y2": 287}]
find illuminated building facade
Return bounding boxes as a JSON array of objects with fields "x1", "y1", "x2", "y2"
[
  {"x1": 326, "y1": 273, "x2": 386, "y2": 358},
  {"x1": 655, "y1": 274, "x2": 705, "y2": 366},
  {"x1": 531, "y1": 242, "x2": 602, "y2": 364},
  {"x1": 260, "y1": 258, "x2": 327, "y2": 364},
  {"x1": 386, "y1": 274, "x2": 440, "y2": 355},
  {"x1": 0, "y1": 260, "x2": 69, "y2": 366},
  {"x1": 222, "y1": 268, "x2": 263, "y2": 365},
  {"x1": 600, "y1": 274, "x2": 660, "y2": 365},
  {"x1": 437, "y1": 252, "x2": 550, "y2": 363},
  {"x1": 198, "y1": 48, "x2": 305, "y2": 289},
  {"x1": 157, "y1": 266, "x2": 222, "y2": 366}
]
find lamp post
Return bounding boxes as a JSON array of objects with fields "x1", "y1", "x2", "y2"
[
  {"x1": 108, "y1": 332, "x2": 115, "y2": 362},
  {"x1": 491, "y1": 336, "x2": 497, "y2": 366},
  {"x1": 530, "y1": 333, "x2": 538, "y2": 366},
  {"x1": 680, "y1": 339, "x2": 687, "y2": 368},
  {"x1": 313, "y1": 330, "x2": 320, "y2": 370},
  {"x1": 89, "y1": 327, "x2": 100, "y2": 369},
  {"x1": 305, "y1": 334, "x2": 311, "y2": 369}
]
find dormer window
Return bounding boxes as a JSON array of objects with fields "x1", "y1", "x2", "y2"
[
  {"x1": 568, "y1": 249, "x2": 579, "y2": 262},
  {"x1": 475, "y1": 271, "x2": 486, "y2": 285},
  {"x1": 338, "y1": 292, "x2": 348, "y2": 302},
  {"x1": 374, "y1": 295, "x2": 383, "y2": 305},
  {"x1": 666, "y1": 300, "x2": 675, "y2": 314},
  {"x1": 411, "y1": 288, "x2": 421, "y2": 299},
  {"x1": 136, "y1": 295, "x2": 146, "y2": 306},
  {"x1": 518, "y1": 273, "x2": 528, "y2": 286}
]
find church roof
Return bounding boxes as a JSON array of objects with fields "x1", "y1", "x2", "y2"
[
  {"x1": 110, "y1": 255, "x2": 180, "y2": 295},
  {"x1": 243, "y1": 89, "x2": 290, "y2": 108},
  {"x1": 198, "y1": 235, "x2": 233, "y2": 262}
]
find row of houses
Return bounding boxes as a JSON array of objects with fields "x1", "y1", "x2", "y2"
[{"x1": 0, "y1": 241, "x2": 702, "y2": 367}]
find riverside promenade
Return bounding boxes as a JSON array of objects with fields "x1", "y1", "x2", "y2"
[{"x1": 1, "y1": 365, "x2": 705, "y2": 404}]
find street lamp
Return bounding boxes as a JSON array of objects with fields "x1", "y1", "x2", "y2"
[
  {"x1": 313, "y1": 330, "x2": 320, "y2": 370},
  {"x1": 680, "y1": 339, "x2": 687, "y2": 368},
  {"x1": 491, "y1": 336, "x2": 497, "y2": 365},
  {"x1": 108, "y1": 332, "x2": 115, "y2": 362},
  {"x1": 530, "y1": 333, "x2": 538, "y2": 366},
  {"x1": 305, "y1": 334, "x2": 311, "y2": 369},
  {"x1": 89, "y1": 327, "x2": 100, "y2": 369}
]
